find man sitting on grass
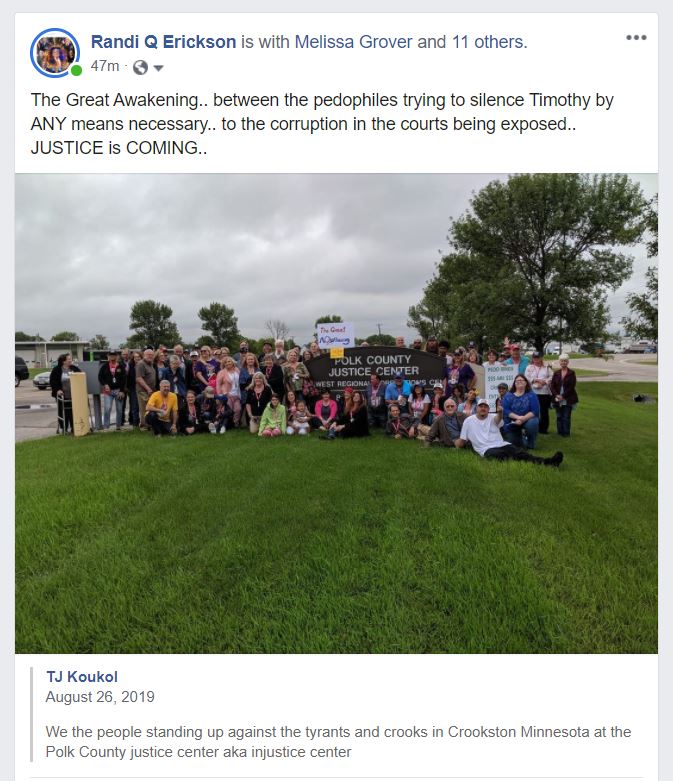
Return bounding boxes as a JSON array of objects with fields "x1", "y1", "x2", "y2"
[
  {"x1": 385, "y1": 403, "x2": 416, "y2": 439},
  {"x1": 424, "y1": 397, "x2": 466, "y2": 448},
  {"x1": 145, "y1": 379, "x2": 178, "y2": 437},
  {"x1": 455, "y1": 398, "x2": 563, "y2": 467}
]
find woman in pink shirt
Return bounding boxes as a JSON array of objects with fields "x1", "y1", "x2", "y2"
[{"x1": 216, "y1": 356, "x2": 242, "y2": 427}]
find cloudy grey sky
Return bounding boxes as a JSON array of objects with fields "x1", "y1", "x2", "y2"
[{"x1": 15, "y1": 174, "x2": 657, "y2": 347}]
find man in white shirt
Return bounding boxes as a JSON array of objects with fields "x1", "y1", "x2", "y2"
[{"x1": 456, "y1": 398, "x2": 563, "y2": 467}]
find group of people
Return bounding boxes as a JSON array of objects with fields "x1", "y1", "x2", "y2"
[{"x1": 49, "y1": 336, "x2": 578, "y2": 467}]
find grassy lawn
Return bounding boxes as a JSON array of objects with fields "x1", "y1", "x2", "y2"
[
  {"x1": 28, "y1": 367, "x2": 49, "y2": 378},
  {"x1": 573, "y1": 368, "x2": 612, "y2": 378},
  {"x1": 542, "y1": 352, "x2": 591, "y2": 361},
  {"x1": 15, "y1": 382, "x2": 657, "y2": 655}
]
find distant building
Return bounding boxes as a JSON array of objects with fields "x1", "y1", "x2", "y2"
[{"x1": 15, "y1": 341, "x2": 90, "y2": 367}]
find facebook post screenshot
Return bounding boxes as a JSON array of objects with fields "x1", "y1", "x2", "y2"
[{"x1": 7, "y1": 7, "x2": 663, "y2": 781}]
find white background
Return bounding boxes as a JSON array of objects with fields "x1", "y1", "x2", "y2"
[
  {"x1": 15, "y1": 13, "x2": 657, "y2": 173},
  {"x1": 5, "y1": 5, "x2": 668, "y2": 781},
  {"x1": 16, "y1": 654, "x2": 658, "y2": 780}
]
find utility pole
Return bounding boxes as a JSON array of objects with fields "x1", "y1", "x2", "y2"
[{"x1": 376, "y1": 323, "x2": 382, "y2": 336}]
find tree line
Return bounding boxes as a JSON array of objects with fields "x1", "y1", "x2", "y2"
[
  {"x1": 17, "y1": 176, "x2": 656, "y2": 354},
  {"x1": 16, "y1": 310, "x2": 400, "y2": 354},
  {"x1": 407, "y1": 174, "x2": 657, "y2": 352}
]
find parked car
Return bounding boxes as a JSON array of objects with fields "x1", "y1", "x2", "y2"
[
  {"x1": 33, "y1": 370, "x2": 52, "y2": 390},
  {"x1": 625, "y1": 340, "x2": 655, "y2": 353},
  {"x1": 15, "y1": 356, "x2": 29, "y2": 387}
]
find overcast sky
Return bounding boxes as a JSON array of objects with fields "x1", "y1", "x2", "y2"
[{"x1": 15, "y1": 173, "x2": 657, "y2": 347}]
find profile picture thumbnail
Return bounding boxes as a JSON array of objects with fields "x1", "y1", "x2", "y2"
[{"x1": 31, "y1": 28, "x2": 79, "y2": 77}]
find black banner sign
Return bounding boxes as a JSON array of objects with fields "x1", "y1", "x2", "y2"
[{"x1": 306, "y1": 347, "x2": 445, "y2": 393}]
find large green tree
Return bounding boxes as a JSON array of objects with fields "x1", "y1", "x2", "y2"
[
  {"x1": 409, "y1": 174, "x2": 647, "y2": 352},
  {"x1": 88, "y1": 334, "x2": 110, "y2": 350},
  {"x1": 621, "y1": 267, "x2": 658, "y2": 341},
  {"x1": 315, "y1": 314, "x2": 343, "y2": 329},
  {"x1": 314, "y1": 314, "x2": 344, "y2": 341},
  {"x1": 198, "y1": 302, "x2": 241, "y2": 349},
  {"x1": 15, "y1": 331, "x2": 39, "y2": 341},
  {"x1": 357, "y1": 333, "x2": 396, "y2": 346},
  {"x1": 51, "y1": 331, "x2": 80, "y2": 341},
  {"x1": 129, "y1": 300, "x2": 181, "y2": 348},
  {"x1": 621, "y1": 195, "x2": 658, "y2": 342}
]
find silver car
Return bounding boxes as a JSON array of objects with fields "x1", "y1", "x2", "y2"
[{"x1": 32, "y1": 371, "x2": 51, "y2": 390}]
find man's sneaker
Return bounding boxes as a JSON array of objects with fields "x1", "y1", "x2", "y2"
[
  {"x1": 219, "y1": 428, "x2": 226, "y2": 435},
  {"x1": 545, "y1": 451, "x2": 564, "y2": 467},
  {"x1": 209, "y1": 423, "x2": 217, "y2": 434}
]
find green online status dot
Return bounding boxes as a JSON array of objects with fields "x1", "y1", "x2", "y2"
[{"x1": 71, "y1": 64, "x2": 82, "y2": 76}]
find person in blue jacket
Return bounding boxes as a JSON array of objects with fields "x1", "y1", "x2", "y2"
[
  {"x1": 384, "y1": 371, "x2": 412, "y2": 414},
  {"x1": 504, "y1": 344, "x2": 530, "y2": 375},
  {"x1": 502, "y1": 374, "x2": 540, "y2": 449}
]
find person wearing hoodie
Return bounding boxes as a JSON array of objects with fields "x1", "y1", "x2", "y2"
[{"x1": 258, "y1": 394, "x2": 287, "y2": 437}]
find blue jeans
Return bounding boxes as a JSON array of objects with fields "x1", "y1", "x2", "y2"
[
  {"x1": 503, "y1": 417, "x2": 539, "y2": 449},
  {"x1": 555, "y1": 404, "x2": 572, "y2": 436},
  {"x1": 146, "y1": 411, "x2": 173, "y2": 436},
  {"x1": 103, "y1": 391, "x2": 123, "y2": 429},
  {"x1": 128, "y1": 388, "x2": 140, "y2": 426}
]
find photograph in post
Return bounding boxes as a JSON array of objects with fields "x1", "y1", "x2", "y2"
[{"x1": 14, "y1": 172, "x2": 657, "y2": 654}]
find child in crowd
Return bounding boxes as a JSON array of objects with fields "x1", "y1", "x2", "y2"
[
  {"x1": 198, "y1": 387, "x2": 232, "y2": 434},
  {"x1": 428, "y1": 383, "x2": 446, "y2": 424},
  {"x1": 258, "y1": 394, "x2": 286, "y2": 438},
  {"x1": 285, "y1": 390, "x2": 298, "y2": 419},
  {"x1": 287, "y1": 400, "x2": 311, "y2": 436}
]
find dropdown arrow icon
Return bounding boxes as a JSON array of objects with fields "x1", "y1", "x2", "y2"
[{"x1": 154, "y1": 65, "x2": 164, "y2": 71}]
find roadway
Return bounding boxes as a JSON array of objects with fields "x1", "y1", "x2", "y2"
[{"x1": 570, "y1": 352, "x2": 658, "y2": 382}]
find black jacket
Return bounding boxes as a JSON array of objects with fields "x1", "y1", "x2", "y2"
[
  {"x1": 127, "y1": 361, "x2": 137, "y2": 392},
  {"x1": 263, "y1": 364, "x2": 285, "y2": 398},
  {"x1": 49, "y1": 364, "x2": 81, "y2": 399},
  {"x1": 98, "y1": 361, "x2": 127, "y2": 392},
  {"x1": 246, "y1": 385, "x2": 272, "y2": 417},
  {"x1": 180, "y1": 357, "x2": 195, "y2": 391},
  {"x1": 338, "y1": 405, "x2": 369, "y2": 438},
  {"x1": 179, "y1": 400, "x2": 206, "y2": 433},
  {"x1": 550, "y1": 369, "x2": 578, "y2": 406}
]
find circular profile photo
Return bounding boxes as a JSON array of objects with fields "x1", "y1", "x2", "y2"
[{"x1": 30, "y1": 28, "x2": 80, "y2": 77}]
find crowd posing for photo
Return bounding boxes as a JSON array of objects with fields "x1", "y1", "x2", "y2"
[{"x1": 49, "y1": 337, "x2": 577, "y2": 467}]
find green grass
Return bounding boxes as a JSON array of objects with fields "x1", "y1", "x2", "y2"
[
  {"x1": 15, "y1": 382, "x2": 657, "y2": 654},
  {"x1": 28, "y1": 367, "x2": 49, "y2": 378},
  {"x1": 542, "y1": 352, "x2": 591, "y2": 361},
  {"x1": 573, "y1": 368, "x2": 612, "y2": 378}
]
